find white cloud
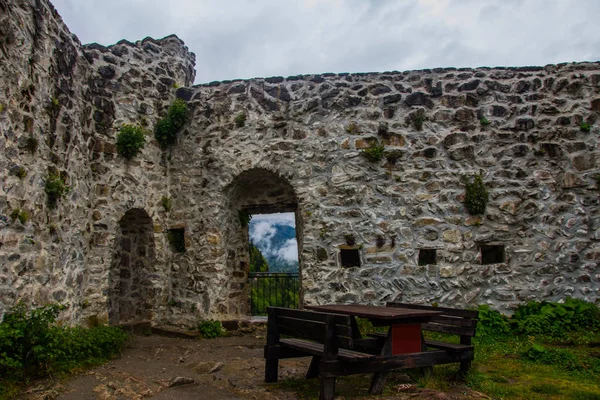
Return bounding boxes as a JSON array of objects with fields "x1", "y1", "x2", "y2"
[
  {"x1": 50, "y1": 0, "x2": 600, "y2": 84},
  {"x1": 277, "y1": 239, "x2": 299, "y2": 262},
  {"x1": 251, "y1": 213, "x2": 295, "y2": 228}
]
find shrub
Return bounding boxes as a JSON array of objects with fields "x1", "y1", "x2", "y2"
[
  {"x1": 344, "y1": 233, "x2": 356, "y2": 246},
  {"x1": 198, "y1": 319, "x2": 224, "y2": 339},
  {"x1": 44, "y1": 174, "x2": 70, "y2": 208},
  {"x1": 235, "y1": 112, "x2": 246, "y2": 128},
  {"x1": 411, "y1": 113, "x2": 426, "y2": 131},
  {"x1": 116, "y1": 124, "x2": 145, "y2": 160},
  {"x1": 362, "y1": 141, "x2": 385, "y2": 162},
  {"x1": 154, "y1": 99, "x2": 188, "y2": 149},
  {"x1": 580, "y1": 122, "x2": 591, "y2": 132},
  {"x1": 167, "y1": 98, "x2": 188, "y2": 131},
  {"x1": 0, "y1": 303, "x2": 127, "y2": 382},
  {"x1": 480, "y1": 117, "x2": 491, "y2": 126},
  {"x1": 511, "y1": 298, "x2": 600, "y2": 337},
  {"x1": 465, "y1": 173, "x2": 488, "y2": 215},
  {"x1": 155, "y1": 118, "x2": 175, "y2": 148},
  {"x1": 476, "y1": 305, "x2": 510, "y2": 337},
  {"x1": 524, "y1": 344, "x2": 585, "y2": 372}
]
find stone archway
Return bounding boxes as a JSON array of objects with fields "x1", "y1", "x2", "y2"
[
  {"x1": 108, "y1": 208, "x2": 157, "y2": 325},
  {"x1": 225, "y1": 168, "x2": 303, "y2": 315}
]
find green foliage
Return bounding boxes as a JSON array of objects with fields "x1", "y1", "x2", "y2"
[
  {"x1": 154, "y1": 118, "x2": 175, "y2": 148},
  {"x1": 197, "y1": 320, "x2": 224, "y2": 339},
  {"x1": 476, "y1": 305, "x2": 510, "y2": 337},
  {"x1": 465, "y1": 173, "x2": 488, "y2": 215},
  {"x1": 523, "y1": 344, "x2": 596, "y2": 373},
  {"x1": 511, "y1": 298, "x2": 600, "y2": 337},
  {"x1": 235, "y1": 112, "x2": 246, "y2": 128},
  {"x1": 167, "y1": 98, "x2": 188, "y2": 131},
  {"x1": 154, "y1": 99, "x2": 188, "y2": 149},
  {"x1": 0, "y1": 103, "x2": 5, "y2": 113},
  {"x1": 345, "y1": 122, "x2": 359, "y2": 134},
  {"x1": 250, "y1": 277, "x2": 299, "y2": 315},
  {"x1": 15, "y1": 166, "x2": 27, "y2": 179},
  {"x1": 580, "y1": 122, "x2": 591, "y2": 132},
  {"x1": 0, "y1": 303, "x2": 128, "y2": 384},
  {"x1": 249, "y1": 243, "x2": 268, "y2": 273},
  {"x1": 116, "y1": 124, "x2": 145, "y2": 160},
  {"x1": 167, "y1": 229, "x2": 186, "y2": 253},
  {"x1": 161, "y1": 196, "x2": 172, "y2": 212},
  {"x1": 10, "y1": 209, "x2": 29, "y2": 224},
  {"x1": 480, "y1": 117, "x2": 491, "y2": 126},
  {"x1": 238, "y1": 209, "x2": 252, "y2": 227},
  {"x1": 361, "y1": 141, "x2": 385, "y2": 162},
  {"x1": 25, "y1": 135, "x2": 38, "y2": 154},
  {"x1": 44, "y1": 174, "x2": 70, "y2": 208},
  {"x1": 412, "y1": 113, "x2": 425, "y2": 130}
]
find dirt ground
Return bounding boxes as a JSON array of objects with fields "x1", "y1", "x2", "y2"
[{"x1": 19, "y1": 329, "x2": 490, "y2": 400}]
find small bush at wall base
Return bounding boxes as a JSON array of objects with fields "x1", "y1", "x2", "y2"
[
  {"x1": 465, "y1": 173, "x2": 488, "y2": 215},
  {"x1": 198, "y1": 319, "x2": 224, "y2": 339},
  {"x1": 0, "y1": 303, "x2": 128, "y2": 384},
  {"x1": 44, "y1": 174, "x2": 70, "y2": 208},
  {"x1": 362, "y1": 141, "x2": 385, "y2": 162},
  {"x1": 116, "y1": 124, "x2": 145, "y2": 159}
]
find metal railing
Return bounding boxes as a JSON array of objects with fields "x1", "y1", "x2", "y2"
[{"x1": 249, "y1": 272, "x2": 299, "y2": 315}]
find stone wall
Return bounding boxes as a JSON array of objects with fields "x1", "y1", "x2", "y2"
[{"x1": 0, "y1": 0, "x2": 598, "y2": 327}]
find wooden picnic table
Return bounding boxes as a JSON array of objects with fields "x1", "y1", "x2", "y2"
[{"x1": 305, "y1": 304, "x2": 443, "y2": 393}]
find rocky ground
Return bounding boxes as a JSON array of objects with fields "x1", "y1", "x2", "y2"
[{"x1": 20, "y1": 330, "x2": 490, "y2": 400}]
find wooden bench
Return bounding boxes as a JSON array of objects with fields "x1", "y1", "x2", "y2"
[
  {"x1": 264, "y1": 306, "x2": 476, "y2": 400},
  {"x1": 371, "y1": 302, "x2": 479, "y2": 374}
]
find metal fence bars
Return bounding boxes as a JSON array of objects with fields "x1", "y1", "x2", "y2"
[{"x1": 249, "y1": 272, "x2": 299, "y2": 315}]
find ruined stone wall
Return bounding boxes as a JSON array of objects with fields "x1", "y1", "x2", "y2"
[
  {"x1": 0, "y1": 0, "x2": 196, "y2": 324},
  {"x1": 0, "y1": 0, "x2": 598, "y2": 327},
  {"x1": 171, "y1": 64, "x2": 599, "y2": 318}
]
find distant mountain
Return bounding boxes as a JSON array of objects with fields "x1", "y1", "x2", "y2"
[{"x1": 250, "y1": 223, "x2": 299, "y2": 273}]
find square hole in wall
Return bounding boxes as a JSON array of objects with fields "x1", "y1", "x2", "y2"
[
  {"x1": 418, "y1": 249, "x2": 436, "y2": 266},
  {"x1": 481, "y1": 245, "x2": 505, "y2": 265},
  {"x1": 340, "y1": 249, "x2": 360, "y2": 268},
  {"x1": 167, "y1": 228, "x2": 186, "y2": 253}
]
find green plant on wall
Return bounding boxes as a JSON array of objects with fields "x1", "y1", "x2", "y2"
[
  {"x1": 362, "y1": 141, "x2": 385, "y2": 163},
  {"x1": 116, "y1": 124, "x2": 145, "y2": 160},
  {"x1": 15, "y1": 166, "x2": 27, "y2": 179},
  {"x1": 235, "y1": 112, "x2": 246, "y2": 128},
  {"x1": 345, "y1": 122, "x2": 359, "y2": 134},
  {"x1": 44, "y1": 173, "x2": 70, "y2": 208},
  {"x1": 465, "y1": 172, "x2": 488, "y2": 215},
  {"x1": 580, "y1": 122, "x2": 591, "y2": 132},
  {"x1": 10, "y1": 209, "x2": 29, "y2": 224},
  {"x1": 161, "y1": 196, "x2": 172, "y2": 212},
  {"x1": 154, "y1": 99, "x2": 188, "y2": 149},
  {"x1": 480, "y1": 117, "x2": 491, "y2": 126}
]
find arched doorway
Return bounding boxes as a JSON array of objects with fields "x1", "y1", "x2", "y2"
[
  {"x1": 108, "y1": 208, "x2": 157, "y2": 325},
  {"x1": 226, "y1": 168, "x2": 302, "y2": 315}
]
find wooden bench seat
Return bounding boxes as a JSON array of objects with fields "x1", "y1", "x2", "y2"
[{"x1": 279, "y1": 338, "x2": 374, "y2": 361}]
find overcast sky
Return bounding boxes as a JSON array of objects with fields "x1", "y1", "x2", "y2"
[{"x1": 52, "y1": 0, "x2": 599, "y2": 84}]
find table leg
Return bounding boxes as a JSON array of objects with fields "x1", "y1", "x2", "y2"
[{"x1": 369, "y1": 328, "x2": 392, "y2": 394}]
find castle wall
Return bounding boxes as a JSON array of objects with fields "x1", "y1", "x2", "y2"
[{"x1": 0, "y1": 0, "x2": 598, "y2": 326}]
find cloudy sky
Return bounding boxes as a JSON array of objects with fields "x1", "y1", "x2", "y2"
[
  {"x1": 52, "y1": 0, "x2": 599, "y2": 85},
  {"x1": 250, "y1": 213, "x2": 298, "y2": 263}
]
